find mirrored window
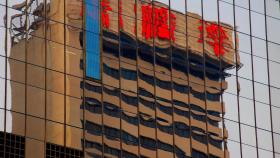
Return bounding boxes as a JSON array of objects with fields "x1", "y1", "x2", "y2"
[
  {"x1": 235, "y1": 0, "x2": 249, "y2": 9},
  {"x1": 219, "y1": 1, "x2": 234, "y2": 29},
  {"x1": 224, "y1": 119, "x2": 240, "y2": 142},
  {"x1": 7, "y1": 58, "x2": 26, "y2": 83},
  {"x1": 27, "y1": 86, "x2": 45, "y2": 118},
  {"x1": 267, "y1": 16, "x2": 280, "y2": 44},
  {"x1": 268, "y1": 42, "x2": 280, "y2": 63},
  {"x1": 25, "y1": 138, "x2": 45, "y2": 158},
  {"x1": 26, "y1": 116, "x2": 45, "y2": 141},
  {"x1": 47, "y1": 70, "x2": 65, "y2": 94},
  {"x1": 271, "y1": 87, "x2": 280, "y2": 108},
  {"x1": 47, "y1": 0, "x2": 65, "y2": 23},
  {"x1": 47, "y1": 91, "x2": 65, "y2": 123},
  {"x1": 266, "y1": 0, "x2": 280, "y2": 19},
  {"x1": 47, "y1": 41, "x2": 65, "y2": 72},
  {"x1": 257, "y1": 129, "x2": 273, "y2": 151},
  {"x1": 66, "y1": 126, "x2": 83, "y2": 150},
  {"x1": 0, "y1": 56, "x2": 5, "y2": 79},
  {"x1": 66, "y1": 96, "x2": 83, "y2": 128},
  {"x1": 254, "y1": 82, "x2": 269, "y2": 104},
  {"x1": 6, "y1": 80, "x2": 25, "y2": 113},
  {"x1": 0, "y1": 27, "x2": 5, "y2": 57},
  {"x1": 187, "y1": 0, "x2": 202, "y2": 16},
  {"x1": 242, "y1": 144, "x2": 257, "y2": 158},
  {"x1": 66, "y1": 75, "x2": 82, "y2": 98},
  {"x1": 259, "y1": 149, "x2": 274, "y2": 158},
  {"x1": 238, "y1": 77, "x2": 253, "y2": 100},
  {"x1": 274, "y1": 133, "x2": 280, "y2": 154},
  {"x1": 66, "y1": 0, "x2": 82, "y2": 29},
  {"x1": 238, "y1": 33, "x2": 251, "y2": 54},
  {"x1": 235, "y1": 6, "x2": 250, "y2": 35},
  {"x1": 66, "y1": 46, "x2": 83, "y2": 77},
  {"x1": 269, "y1": 61, "x2": 280, "y2": 88},
  {"x1": 251, "y1": 12, "x2": 266, "y2": 39},
  {"x1": 0, "y1": 109, "x2": 4, "y2": 132},
  {"x1": 250, "y1": 0, "x2": 264, "y2": 13},
  {"x1": 223, "y1": 93, "x2": 239, "y2": 122},
  {"x1": 227, "y1": 140, "x2": 242, "y2": 158},
  {"x1": 256, "y1": 102, "x2": 271, "y2": 130},
  {"x1": 239, "y1": 97, "x2": 255, "y2": 126},
  {"x1": 46, "y1": 121, "x2": 64, "y2": 146},
  {"x1": 0, "y1": 78, "x2": 4, "y2": 109},
  {"x1": 241, "y1": 124, "x2": 256, "y2": 146},
  {"x1": 225, "y1": 75, "x2": 237, "y2": 95},
  {"x1": 203, "y1": 0, "x2": 218, "y2": 22},
  {"x1": 6, "y1": 111, "x2": 25, "y2": 136},
  {"x1": 253, "y1": 56, "x2": 268, "y2": 84},
  {"x1": 0, "y1": 5, "x2": 5, "y2": 27},
  {"x1": 27, "y1": 64, "x2": 45, "y2": 89},
  {"x1": 272, "y1": 106, "x2": 280, "y2": 134},
  {"x1": 252, "y1": 37, "x2": 267, "y2": 59}
]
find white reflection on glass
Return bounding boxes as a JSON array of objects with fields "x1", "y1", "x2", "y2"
[
  {"x1": 250, "y1": 0, "x2": 264, "y2": 13},
  {"x1": 274, "y1": 133, "x2": 280, "y2": 153},
  {"x1": 252, "y1": 37, "x2": 267, "y2": 59},
  {"x1": 0, "y1": 109, "x2": 4, "y2": 131},
  {"x1": 266, "y1": 0, "x2": 280, "y2": 19},
  {"x1": 269, "y1": 61, "x2": 280, "y2": 88},
  {"x1": 272, "y1": 106, "x2": 280, "y2": 134},
  {"x1": 241, "y1": 124, "x2": 256, "y2": 146},
  {"x1": 267, "y1": 16, "x2": 280, "y2": 44},
  {"x1": 227, "y1": 140, "x2": 241, "y2": 158},
  {"x1": 223, "y1": 93, "x2": 238, "y2": 122},
  {"x1": 203, "y1": 0, "x2": 218, "y2": 22},
  {"x1": 187, "y1": 0, "x2": 201, "y2": 16},
  {"x1": 258, "y1": 149, "x2": 274, "y2": 158},
  {"x1": 235, "y1": 0, "x2": 249, "y2": 9},
  {"x1": 0, "y1": 78, "x2": 4, "y2": 109},
  {"x1": 242, "y1": 144, "x2": 257, "y2": 158},
  {"x1": 239, "y1": 53, "x2": 252, "y2": 80},
  {"x1": 257, "y1": 129, "x2": 273, "y2": 151},
  {"x1": 238, "y1": 33, "x2": 251, "y2": 54},
  {"x1": 235, "y1": 6, "x2": 250, "y2": 34},
  {"x1": 238, "y1": 77, "x2": 253, "y2": 99},
  {"x1": 5, "y1": 111, "x2": 12, "y2": 133},
  {"x1": 268, "y1": 42, "x2": 280, "y2": 63},
  {"x1": 253, "y1": 56, "x2": 268, "y2": 84},
  {"x1": 224, "y1": 119, "x2": 240, "y2": 141},
  {"x1": 170, "y1": 0, "x2": 185, "y2": 13},
  {"x1": 219, "y1": 1, "x2": 234, "y2": 28},
  {"x1": 254, "y1": 83, "x2": 269, "y2": 104},
  {"x1": 251, "y1": 12, "x2": 265, "y2": 39},
  {"x1": 239, "y1": 97, "x2": 255, "y2": 126}
]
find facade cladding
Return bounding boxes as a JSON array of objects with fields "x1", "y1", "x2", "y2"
[{"x1": 0, "y1": 0, "x2": 279, "y2": 158}]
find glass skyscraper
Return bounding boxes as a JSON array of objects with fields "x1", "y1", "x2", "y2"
[{"x1": 0, "y1": 0, "x2": 279, "y2": 158}]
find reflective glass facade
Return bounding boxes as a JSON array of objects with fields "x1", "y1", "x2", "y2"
[{"x1": 0, "y1": 0, "x2": 279, "y2": 158}]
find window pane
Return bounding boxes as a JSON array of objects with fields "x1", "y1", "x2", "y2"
[
  {"x1": 257, "y1": 129, "x2": 273, "y2": 151},
  {"x1": 241, "y1": 124, "x2": 256, "y2": 146}
]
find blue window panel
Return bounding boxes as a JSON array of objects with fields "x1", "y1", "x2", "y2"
[{"x1": 86, "y1": 0, "x2": 100, "y2": 80}]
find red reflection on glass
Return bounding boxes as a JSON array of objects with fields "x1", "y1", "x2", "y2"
[
  {"x1": 80, "y1": 5, "x2": 83, "y2": 17},
  {"x1": 198, "y1": 21, "x2": 229, "y2": 57},
  {"x1": 170, "y1": 12, "x2": 176, "y2": 41},
  {"x1": 142, "y1": 5, "x2": 153, "y2": 39},
  {"x1": 142, "y1": 5, "x2": 176, "y2": 41},
  {"x1": 119, "y1": 0, "x2": 123, "y2": 29},
  {"x1": 101, "y1": 0, "x2": 112, "y2": 29}
]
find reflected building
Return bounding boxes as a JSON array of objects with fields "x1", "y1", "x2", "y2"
[
  {"x1": 1, "y1": 0, "x2": 280, "y2": 158},
  {"x1": 82, "y1": 0, "x2": 240, "y2": 158}
]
